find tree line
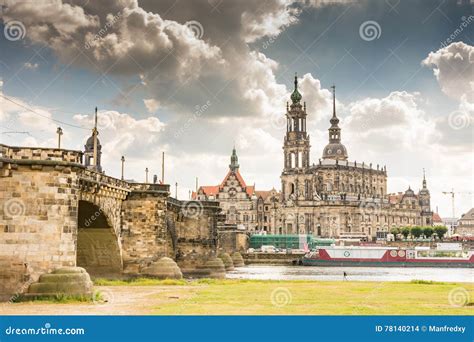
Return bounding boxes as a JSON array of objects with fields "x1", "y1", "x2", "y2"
[{"x1": 390, "y1": 226, "x2": 448, "y2": 240}]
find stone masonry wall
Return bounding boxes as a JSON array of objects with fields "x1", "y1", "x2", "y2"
[
  {"x1": 0, "y1": 163, "x2": 79, "y2": 284},
  {"x1": 121, "y1": 187, "x2": 169, "y2": 275}
]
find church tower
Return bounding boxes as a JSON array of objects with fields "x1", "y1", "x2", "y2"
[
  {"x1": 281, "y1": 73, "x2": 311, "y2": 201},
  {"x1": 322, "y1": 85, "x2": 348, "y2": 161},
  {"x1": 419, "y1": 169, "x2": 432, "y2": 225},
  {"x1": 283, "y1": 73, "x2": 310, "y2": 171}
]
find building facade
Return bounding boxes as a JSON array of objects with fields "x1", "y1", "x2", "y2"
[
  {"x1": 196, "y1": 75, "x2": 433, "y2": 240},
  {"x1": 457, "y1": 208, "x2": 474, "y2": 237},
  {"x1": 193, "y1": 147, "x2": 280, "y2": 232},
  {"x1": 278, "y1": 76, "x2": 432, "y2": 240}
]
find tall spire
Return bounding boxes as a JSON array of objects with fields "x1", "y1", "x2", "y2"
[
  {"x1": 422, "y1": 168, "x2": 427, "y2": 189},
  {"x1": 322, "y1": 84, "x2": 348, "y2": 161},
  {"x1": 330, "y1": 85, "x2": 339, "y2": 126},
  {"x1": 94, "y1": 106, "x2": 98, "y2": 130},
  {"x1": 229, "y1": 146, "x2": 239, "y2": 172}
]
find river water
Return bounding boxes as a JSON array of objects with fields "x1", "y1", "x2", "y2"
[{"x1": 226, "y1": 265, "x2": 474, "y2": 282}]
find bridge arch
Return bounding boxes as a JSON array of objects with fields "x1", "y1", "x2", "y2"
[{"x1": 76, "y1": 200, "x2": 122, "y2": 277}]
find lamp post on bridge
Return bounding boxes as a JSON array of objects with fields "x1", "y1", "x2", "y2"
[
  {"x1": 175, "y1": 182, "x2": 178, "y2": 199},
  {"x1": 121, "y1": 156, "x2": 125, "y2": 180},
  {"x1": 56, "y1": 127, "x2": 63, "y2": 149}
]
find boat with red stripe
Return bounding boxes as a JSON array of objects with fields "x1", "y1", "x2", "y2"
[{"x1": 302, "y1": 245, "x2": 474, "y2": 268}]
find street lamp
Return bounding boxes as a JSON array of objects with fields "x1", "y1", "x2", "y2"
[
  {"x1": 121, "y1": 156, "x2": 125, "y2": 180},
  {"x1": 56, "y1": 127, "x2": 63, "y2": 149}
]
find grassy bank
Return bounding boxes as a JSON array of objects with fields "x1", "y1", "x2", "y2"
[{"x1": 94, "y1": 278, "x2": 473, "y2": 315}]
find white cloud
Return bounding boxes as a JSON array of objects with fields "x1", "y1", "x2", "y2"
[
  {"x1": 422, "y1": 42, "x2": 474, "y2": 102},
  {"x1": 143, "y1": 98, "x2": 160, "y2": 113}
]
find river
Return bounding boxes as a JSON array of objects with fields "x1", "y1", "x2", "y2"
[{"x1": 226, "y1": 265, "x2": 474, "y2": 282}]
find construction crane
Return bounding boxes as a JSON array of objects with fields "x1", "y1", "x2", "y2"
[{"x1": 441, "y1": 189, "x2": 473, "y2": 219}]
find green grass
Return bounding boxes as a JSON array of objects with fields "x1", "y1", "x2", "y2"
[
  {"x1": 14, "y1": 293, "x2": 94, "y2": 304},
  {"x1": 94, "y1": 278, "x2": 188, "y2": 286},
  {"x1": 133, "y1": 279, "x2": 474, "y2": 315}
]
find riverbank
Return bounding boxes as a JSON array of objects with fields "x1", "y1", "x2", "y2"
[{"x1": 1, "y1": 279, "x2": 472, "y2": 315}]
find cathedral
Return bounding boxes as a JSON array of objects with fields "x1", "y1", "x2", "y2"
[{"x1": 194, "y1": 75, "x2": 433, "y2": 240}]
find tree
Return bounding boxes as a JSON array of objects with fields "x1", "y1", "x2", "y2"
[
  {"x1": 410, "y1": 226, "x2": 423, "y2": 239},
  {"x1": 401, "y1": 227, "x2": 410, "y2": 239},
  {"x1": 423, "y1": 227, "x2": 434, "y2": 239},
  {"x1": 390, "y1": 227, "x2": 400, "y2": 235},
  {"x1": 390, "y1": 228, "x2": 400, "y2": 241},
  {"x1": 434, "y1": 226, "x2": 448, "y2": 240}
]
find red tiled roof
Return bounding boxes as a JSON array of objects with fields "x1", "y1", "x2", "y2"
[
  {"x1": 255, "y1": 190, "x2": 272, "y2": 200},
  {"x1": 200, "y1": 185, "x2": 220, "y2": 195},
  {"x1": 194, "y1": 169, "x2": 258, "y2": 199},
  {"x1": 433, "y1": 212, "x2": 442, "y2": 223}
]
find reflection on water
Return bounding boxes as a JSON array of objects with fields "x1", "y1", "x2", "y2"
[{"x1": 226, "y1": 265, "x2": 474, "y2": 282}]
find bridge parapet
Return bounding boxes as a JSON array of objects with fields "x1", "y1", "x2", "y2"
[
  {"x1": 79, "y1": 168, "x2": 130, "y2": 195},
  {"x1": 129, "y1": 182, "x2": 170, "y2": 194},
  {"x1": 0, "y1": 144, "x2": 83, "y2": 164}
]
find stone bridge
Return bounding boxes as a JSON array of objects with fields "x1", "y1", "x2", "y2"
[{"x1": 0, "y1": 144, "x2": 221, "y2": 297}]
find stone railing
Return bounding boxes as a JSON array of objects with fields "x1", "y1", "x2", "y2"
[
  {"x1": 129, "y1": 182, "x2": 170, "y2": 194},
  {"x1": 0, "y1": 144, "x2": 83, "y2": 163},
  {"x1": 80, "y1": 168, "x2": 130, "y2": 191},
  {"x1": 167, "y1": 197, "x2": 220, "y2": 210}
]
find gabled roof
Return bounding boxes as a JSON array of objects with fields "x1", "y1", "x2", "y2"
[
  {"x1": 255, "y1": 190, "x2": 272, "y2": 200},
  {"x1": 220, "y1": 169, "x2": 247, "y2": 188},
  {"x1": 460, "y1": 208, "x2": 474, "y2": 221}
]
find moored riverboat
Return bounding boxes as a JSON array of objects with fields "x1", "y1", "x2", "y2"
[{"x1": 302, "y1": 245, "x2": 474, "y2": 268}]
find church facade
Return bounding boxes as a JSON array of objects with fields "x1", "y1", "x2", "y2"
[{"x1": 195, "y1": 75, "x2": 433, "y2": 240}]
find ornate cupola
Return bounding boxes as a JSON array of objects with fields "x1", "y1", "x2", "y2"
[
  {"x1": 229, "y1": 146, "x2": 239, "y2": 172},
  {"x1": 290, "y1": 75, "x2": 302, "y2": 104},
  {"x1": 84, "y1": 107, "x2": 102, "y2": 172},
  {"x1": 322, "y1": 85, "x2": 348, "y2": 161}
]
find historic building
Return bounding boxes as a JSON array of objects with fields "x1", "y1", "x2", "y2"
[
  {"x1": 196, "y1": 75, "x2": 433, "y2": 240},
  {"x1": 193, "y1": 147, "x2": 280, "y2": 232},
  {"x1": 278, "y1": 75, "x2": 433, "y2": 240},
  {"x1": 456, "y1": 208, "x2": 474, "y2": 237}
]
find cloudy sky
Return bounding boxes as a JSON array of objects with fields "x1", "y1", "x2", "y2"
[{"x1": 0, "y1": 0, "x2": 473, "y2": 217}]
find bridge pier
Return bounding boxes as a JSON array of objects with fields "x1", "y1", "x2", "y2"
[{"x1": 121, "y1": 183, "x2": 170, "y2": 275}]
